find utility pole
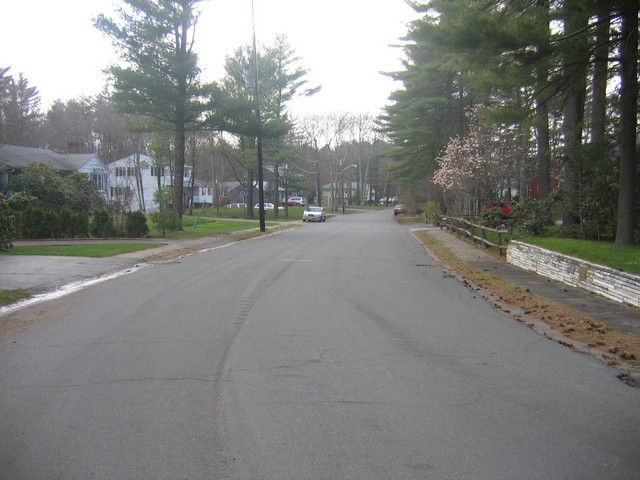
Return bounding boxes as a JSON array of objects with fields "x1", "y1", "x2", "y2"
[{"x1": 251, "y1": 0, "x2": 266, "y2": 232}]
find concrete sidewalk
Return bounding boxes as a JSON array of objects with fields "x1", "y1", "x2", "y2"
[{"x1": 414, "y1": 226, "x2": 640, "y2": 336}]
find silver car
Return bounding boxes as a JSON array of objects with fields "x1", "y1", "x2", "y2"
[
  {"x1": 288, "y1": 196, "x2": 308, "y2": 206},
  {"x1": 302, "y1": 206, "x2": 327, "y2": 222}
]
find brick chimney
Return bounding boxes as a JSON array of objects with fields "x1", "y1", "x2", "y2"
[{"x1": 67, "y1": 142, "x2": 80, "y2": 154}]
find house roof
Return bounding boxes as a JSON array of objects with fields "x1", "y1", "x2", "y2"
[
  {"x1": 111, "y1": 153, "x2": 155, "y2": 166},
  {"x1": 0, "y1": 145, "x2": 61, "y2": 169},
  {"x1": 56, "y1": 153, "x2": 98, "y2": 171},
  {"x1": 0, "y1": 145, "x2": 99, "y2": 172}
]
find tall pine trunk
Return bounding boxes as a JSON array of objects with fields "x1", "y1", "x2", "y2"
[
  {"x1": 615, "y1": 1, "x2": 638, "y2": 245},
  {"x1": 172, "y1": 8, "x2": 190, "y2": 220},
  {"x1": 245, "y1": 167, "x2": 255, "y2": 219},
  {"x1": 534, "y1": 0, "x2": 551, "y2": 201},
  {"x1": 560, "y1": 0, "x2": 589, "y2": 229},
  {"x1": 174, "y1": 116, "x2": 186, "y2": 220},
  {"x1": 589, "y1": 14, "x2": 610, "y2": 145}
]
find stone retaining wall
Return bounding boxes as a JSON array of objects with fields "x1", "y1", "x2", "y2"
[{"x1": 506, "y1": 241, "x2": 640, "y2": 308}]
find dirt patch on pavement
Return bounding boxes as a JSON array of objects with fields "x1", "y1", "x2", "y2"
[
  {"x1": 138, "y1": 246, "x2": 205, "y2": 263},
  {"x1": 415, "y1": 230, "x2": 640, "y2": 375},
  {"x1": 0, "y1": 294, "x2": 77, "y2": 344}
]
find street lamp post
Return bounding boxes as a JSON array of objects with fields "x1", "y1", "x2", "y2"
[{"x1": 250, "y1": 0, "x2": 266, "y2": 232}]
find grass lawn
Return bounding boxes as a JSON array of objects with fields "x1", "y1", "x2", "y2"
[
  {"x1": 148, "y1": 215, "x2": 280, "y2": 238},
  {"x1": 518, "y1": 237, "x2": 640, "y2": 274},
  {"x1": 197, "y1": 206, "x2": 306, "y2": 222},
  {"x1": 0, "y1": 216, "x2": 283, "y2": 258},
  {"x1": 0, "y1": 289, "x2": 30, "y2": 306},
  {"x1": 0, "y1": 214, "x2": 285, "y2": 255},
  {"x1": 0, "y1": 243, "x2": 165, "y2": 257}
]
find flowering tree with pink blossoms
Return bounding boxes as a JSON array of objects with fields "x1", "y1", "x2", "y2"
[{"x1": 432, "y1": 105, "x2": 527, "y2": 215}]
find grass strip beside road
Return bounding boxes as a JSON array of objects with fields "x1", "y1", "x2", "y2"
[
  {"x1": 0, "y1": 289, "x2": 30, "y2": 306},
  {"x1": 1, "y1": 217, "x2": 276, "y2": 258},
  {"x1": 148, "y1": 216, "x2": 268, "y2": 238},
  {"x1": 0, "y1": 243, "x2": 165, "y2": 257}
]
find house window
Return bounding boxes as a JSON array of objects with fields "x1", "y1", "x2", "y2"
[
  {"x1": 151, "y1": 166, "x2": 165, "y2": 177},
  {"x1": 90, "y1": 173, "x2": 106, "y2": 192},
  {"x1": 110, "y1": 186, "x2": 131, "y2": 198},
  {"x1": 115, "y1": 167, "x2": 136, "y2": 177},
  {"x1": 184, "y1": 167, "x2": 192, "y2": 179}
]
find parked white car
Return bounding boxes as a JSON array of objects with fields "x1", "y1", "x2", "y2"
[
  {"x1": 303, "y1": 206, "x2": 327, "y2": 222},
  {"x1": 255, "y1": 203, "x2": 275, "y2": 210}
]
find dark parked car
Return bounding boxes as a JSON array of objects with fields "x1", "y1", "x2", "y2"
[
  {"x1": 287, "y1": 196, "x2": 307, "y2": 206},
  {"x1": 393, "y1": 204, "x2": 406, "y2": 215}
]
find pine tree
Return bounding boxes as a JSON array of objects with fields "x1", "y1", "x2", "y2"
[
  {"x1": 94, "y1": 0, "x2": 214, "y2": 219},
  {"x1": 0, "y1": 68, "x2": 43, "y2": 147}
]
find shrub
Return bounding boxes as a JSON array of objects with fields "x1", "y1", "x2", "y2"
[
  {"x1": 423, "y1": 201, "x2": 439, "y2": 222},
  {"x1": 125, "y1": 211, "x2": 150, "y2": 238},
  {"x1": 90, "y1": 209, "x2": 116, "y2": 238},
  {"x1": 150, "y1": 210, "x2": 181, "y2": 236},
  {"x1": 0, "y1": 194, "x2": 16, "y2": 251},
  {"x1": 71, "y1": 212, "x2": 89, "y2": 238},
  {"x1": 150, "y1": 187, "x2": 180, "y2": 236},
  {"x1": 480, "y1": 206, "x2": 508, "y2": 228},
  {"x1": 510, "y1": 199, "x2": 555, "y2": 237},
  {"x1": 6, "y1": 192, "x2": 38, "y2": 211},
  {"x1": 57, "y1": 208, "x2": 73, "y2": 238},
  {"x1": 110, "y1": 212, "x2": 126, "y2": 237},
  {"x1": 19, "y1": 205, "x2": 54, "y2": 239}
]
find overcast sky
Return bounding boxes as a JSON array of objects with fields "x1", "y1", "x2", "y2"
[{"x1": 1, "y1": 0, "x2": 418, "y2": 117}]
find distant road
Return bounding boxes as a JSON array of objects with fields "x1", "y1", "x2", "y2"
[{"x1": 1, "y1": 210, "x2": 638, "y2": 480}]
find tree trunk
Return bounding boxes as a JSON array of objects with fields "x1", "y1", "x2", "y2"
[
  {"x1": 245, "y1": 167, "x2": 255, "y2": 219},
  {"x1": 615, "y1": 2, "x2": 638, "y2": 245},
  {"x1": 590, "y1": 14, "x2": 610, "y2": 145},
  {"x1": 534, "y1": 0, "x2": 552, "y2": 201},
  {"x1": 560, "y1": 0, "x2": 589, "y2": 229},
  {"x1": 172, "y1": 7, "x2": 191, "y2": 221},
  {"x1": 535, "y1": 99, "x2": 551, "y2": 201},
  {"x1": 134, "y1": 153, "x2": 146, "y2": 213},
  {"x1": 174, "y1": 120, "x2": 186, "y2": 220},
  {"x1": 273, "y1": 163, "x2": 280, "y2": 219}
]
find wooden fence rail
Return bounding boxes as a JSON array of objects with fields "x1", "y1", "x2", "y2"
[{"x1": 433, "y1": 215, "x2": 510, "y2": 256}]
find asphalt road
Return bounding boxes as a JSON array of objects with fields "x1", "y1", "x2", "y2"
[{"x1": 0, "y1": 210, "x2": 639, "y2": 479}]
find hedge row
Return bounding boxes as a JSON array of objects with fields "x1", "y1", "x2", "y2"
[{"x1": 7, "y1": 207, "x2": 149, "y2": 240}]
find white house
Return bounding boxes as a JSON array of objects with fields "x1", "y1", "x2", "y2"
[
  {"x1": 321, "y1": 181, "x2": 376, "y2": 207},
  {"x1": 108, "y1": 154, "x2": 213, "y2": 212},
  {"x1": 109, "y1": 154, "x2": 173, "y2": 212}
]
